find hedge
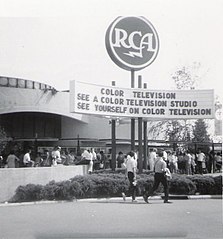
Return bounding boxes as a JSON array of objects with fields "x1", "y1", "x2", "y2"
[{"x1": 9, "y1": 171, "x2": 222, "y2": 203}]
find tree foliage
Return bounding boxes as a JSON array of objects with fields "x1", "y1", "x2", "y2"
[
  {"x1": 148, "y1": 62, "x2": 211, "y2": 144},
  {"x1": 192, "y1": 119, "x2": 210, "y2": 142},
  {"x1": 171, "y1": 62, "x2": 201, "y2": 90},
  {"x1": 148, "y1": 120, "x2": 193, "y2": 142}
]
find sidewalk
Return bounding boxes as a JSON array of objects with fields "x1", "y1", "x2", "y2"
[
  {"x1": 79, "y1": 194, "x2": 222, "y2": 202},
  {"x1": 0, "y1": 194, "x2": 222, "y2": 207}
]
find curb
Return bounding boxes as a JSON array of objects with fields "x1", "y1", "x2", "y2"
[
  {"x1": 187, "y1": 195, "x2": 222, "y2": 200},
  {"x1": 0, "y1": 200, "x2": 70, "y2": 207},
  {"x1": 0, "y1": 195, "x2": 222, "y2": 207}
]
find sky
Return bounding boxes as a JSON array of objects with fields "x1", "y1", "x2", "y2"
[{"x1": 0, "y1": 0, "x2": 222, "y2": 102}]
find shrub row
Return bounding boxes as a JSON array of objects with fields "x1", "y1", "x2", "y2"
[{"x1": 10, "y1": 172, "x2": 222, "y2": 203}]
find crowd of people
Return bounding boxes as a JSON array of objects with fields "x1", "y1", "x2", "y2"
[
  {"x1": 0, "y1": 145, "x2": 222, "y2": 176},
  {"x1": 119, "y1": 147, "x2": 222, "y2": 203},
  {"x1": 117, "y1": 148, "x2": 222, "y2": 175},
  {"x1": 0, "y1": 146, "x2": 111, "y2": 172},
  {"x1": 1, "y1": 145, "x2": 222, "y2": 204},
  {"x1": 0, "y1": 146, "x2": 66, "y2": 168},
  {"x1": 164, "y1": 149, "x2": 222, "y2": 175}
]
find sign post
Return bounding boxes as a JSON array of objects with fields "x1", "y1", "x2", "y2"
[
  {"x1": 111, "y1": 119, "x2": 116, "y2": 170},
  {"x1": 143, "y1": 120, "x2": 148, "y2": 169},
  {"x1": 131, "y1": 70, "x2": 135, "y2": 151},
  {"x1": 138, "y1": 75, "x2": 143, "y2": 173},
  {"x1": 111, "y1": 81, "x2": 117, "y2": 171},
  {"x1": 105, "y1": 16, "x2": 160, "y2": 168},
  {"x1": 143, "y1": 82, "x2": 148, "y2": 170}
]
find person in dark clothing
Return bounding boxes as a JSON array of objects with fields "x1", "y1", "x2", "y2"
[
  {"x1": 116, "y1": 151, "x2": 124, "y2": 168},
  {"x1": 143, "y1": 149, "x2": 172, "y2": 204}
]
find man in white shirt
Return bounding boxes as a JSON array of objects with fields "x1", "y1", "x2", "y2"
[
  {"x1": 51, "y1": 146, "x2": 62, "y2": 165},
  {"x1": 88, "y1": 149, "x2": 94, "y2": 174},
  {"x1": 23, "y1": 148, "x2": 34, "y2": 167},
  {"x1": 163, "y1": 150, "x2": 167, "y2": 160},
  {"x1": 148, "y1": 148, "x2": 157, "y2": 171},
  {"x1": 91, "y1": 148, "x2": 96, "y2": 160},
  {"x1": 197, "y1": 150, "x2": 206, "y2": 174},
  {"x1": 122, "y1": 151, "x2": 138, "y2": 202},
  {"x1": 185, "y1": 151, "x2": 192, "y2": 175}
]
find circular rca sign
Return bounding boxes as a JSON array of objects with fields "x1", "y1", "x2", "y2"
[{"x1": 105, "y1": 16, "x2": 159, "y2": 71}]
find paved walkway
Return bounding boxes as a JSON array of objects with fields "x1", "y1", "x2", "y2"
[
  {"x1": 0, "y1": 198, "x2": 222, "y2": 238},
  {"x1": 0, "y1": 194, "x2": 222, "y2": 207}
]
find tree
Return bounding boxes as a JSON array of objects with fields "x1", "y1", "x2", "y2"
[
  {"x1": 148, "y1": 120, "x2": 193, "y2": 142},
  {"x1": 192, "y1": 119, "x2": 210, "y2": 142},
  {"x1": 171, "y1": 62, "x2": 202, "y2": 90},
  {"x1": 148, "y1": 63, "x2": 201, "y2": 142}
]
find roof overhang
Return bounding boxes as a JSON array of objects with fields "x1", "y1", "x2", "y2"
[{"x1": 0, "y1": 86, "x2": 89, "y2": 123}]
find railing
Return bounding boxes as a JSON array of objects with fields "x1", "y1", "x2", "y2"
[{"x1": 0, "y1": 76, "x2": 54, "y2": 90}]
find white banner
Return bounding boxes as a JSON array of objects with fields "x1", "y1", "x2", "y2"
[{"x1": 70, "y1": 81, "x2": 214, "y2": 119}]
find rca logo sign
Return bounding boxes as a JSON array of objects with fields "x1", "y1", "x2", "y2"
[
  {"x1": 106, "y1": 16, "x2": 159, "y2": 71},
  {"x1": 112, "y1": 28, "x2": 156, "y2": 58}
]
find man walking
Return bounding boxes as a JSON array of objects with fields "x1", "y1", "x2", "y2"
[
  {"x1": 143, "y1": 149, "x2": 172, "y2": 204},
  {"x1": 122, "y1": 151, "x2": 138, "y2": 202}
]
